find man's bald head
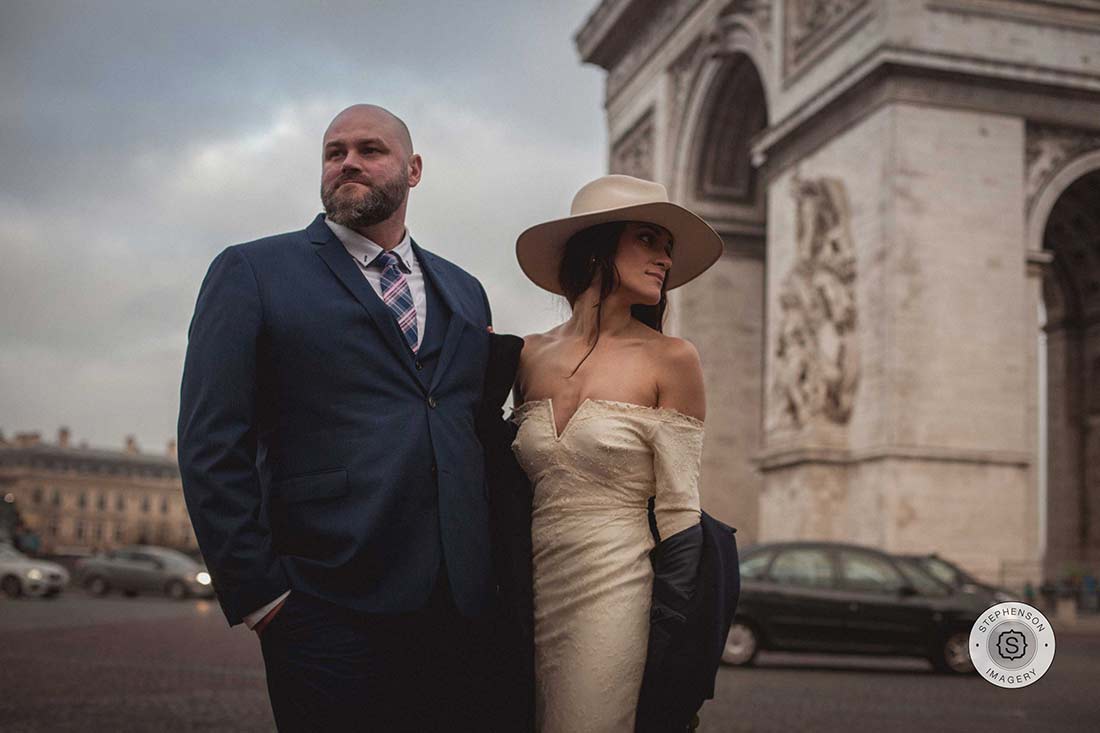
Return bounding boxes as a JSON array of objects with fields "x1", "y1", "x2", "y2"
[
  {"x1": 320, "y1": 104, "x2": 423, "y2": 240},
  {"x1": 324, "y1": 104, "x2": 414, "y2": 157}
]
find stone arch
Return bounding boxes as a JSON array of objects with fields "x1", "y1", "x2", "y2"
[
  {"x1": 1028, "y1": 149, "x2": 1100, "y2": 257},
  {"x1": 665, "y1": 26, "x2": 771, "y2": 544},
  {"x1": 1030, "y1": 152, "x2": 1100, "y2": 577},
  {"x1": 668, "y1": 18, "x2": 773, "y2": 211}
]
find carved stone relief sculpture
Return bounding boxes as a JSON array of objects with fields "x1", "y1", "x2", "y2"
[
  {"x1": 1025, "y1": 123, "x2": 1100, "y2": 213},
  {"x1": 769, "y1": 176, "x2": 860, "y2": 430},
  {"x1": 783, "y1": 0, "x2": 872, "y2": 79},
  {"x1": 610, "y1": 111, "x2": 656, "y2": 179}
]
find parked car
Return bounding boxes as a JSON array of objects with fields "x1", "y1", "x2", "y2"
[
  {"x1": 0, "y1": 543, "x2": 69, "y2": 598},
  {"x1": 897, "y1": 552, "x2": 1018, "y2": 603},
  {"x1": 75, "y1": 545, "x2": 214, "y2": 599},
  {"x1": 723, "y1": 541, "x2": 995, "y2": 674}
]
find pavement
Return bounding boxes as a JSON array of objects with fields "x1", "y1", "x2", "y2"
[
  {"x1": 1, "y1": 593, "x2": 1098, "y2": 732},
  {"x1": 0, "y1": 594, "x2": 273, "y2": 732}
]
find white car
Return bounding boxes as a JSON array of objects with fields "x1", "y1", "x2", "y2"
[{"x1": 0, "y1": 544, "x2": 69, "y2": 598}]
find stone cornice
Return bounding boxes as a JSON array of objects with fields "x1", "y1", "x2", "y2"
[
  {"x1": 575, "y1": 0, "x2": 706, "y2": 103},
  {"x1": 753, "y1": 44, "x2": 1100, "y2": 176},
  {"x1": 755, "y1": 444, "x2": 1032, "y2": 470},
  {"x1": 0, "y1": 444, "x2": 179, "y2": 477},
  {"x1": 575, "y1": 0, "x2": 643, "y2": 68},
  {"x1": 927, "y1": 0, "x2": 1100, "y2": 33}
]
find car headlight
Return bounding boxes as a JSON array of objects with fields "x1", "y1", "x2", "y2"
[
  {"x1": 26, "y1": 568, "x2": 43, "y2": 581},
  {"x1": 195, "y1": 571, "x2": 212, "y2": 586}
]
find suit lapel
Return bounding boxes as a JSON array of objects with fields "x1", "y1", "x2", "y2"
[
  {"x1": 413, "y1": 240, "x2": 470, "y2": 393},
  {"x1": 308, "y1": 215, "x2": 421, "y2": 386}
]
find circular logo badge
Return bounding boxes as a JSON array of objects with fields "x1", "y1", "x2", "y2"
[{"x1": 970, "y1": 602, "x2": 1056, "y2": 688}]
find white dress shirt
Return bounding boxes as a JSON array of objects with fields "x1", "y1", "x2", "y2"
[
  {"x1": 242, "y1": 219, "x2": 429, "y2": 630},
  {"x1": 326, "y1": 219, "x2": 427, "y2": 351}
]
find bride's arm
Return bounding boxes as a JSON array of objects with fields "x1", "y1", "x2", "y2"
[{"x1": 651, "y1": 336, "x2": 705, "y2": 540}]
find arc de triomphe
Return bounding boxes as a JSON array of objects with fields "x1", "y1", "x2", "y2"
[{"x1": 576, "y1": 0, "x2": 1100, "y2": 586}]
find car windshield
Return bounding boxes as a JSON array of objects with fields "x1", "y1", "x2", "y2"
[
  {"x1": 0, "y1": 544, "x2": 27, "y2": 560},
  {"x1": 149, "y1": 548, "x2": 198, "y2": 568},
  {"x1": 921, "y1": 557, "x2": 962, "y2": 587},
  {"x1": 127, "y1": 547, "x2": 196, "y2": 568},
  {"x1": 739, "y1": 551, "x2": 773, "y2": 579},
  {"x1": 896, "y1": 558, "x2": 952, "y2": 596}
]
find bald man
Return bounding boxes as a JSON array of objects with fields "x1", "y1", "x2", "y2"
[{"x1": 179, "y1": 105, "x2": 499, "y2": 730}]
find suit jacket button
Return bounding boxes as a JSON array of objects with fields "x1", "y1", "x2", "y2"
[
  {"x1": 415, "y1": 360, "x2": 423, "y2": 371},
  {"x1": 428, "y1": 395, "x2": 437, "y2": 408}
]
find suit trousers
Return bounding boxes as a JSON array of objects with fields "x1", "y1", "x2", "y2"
[{"x1": 258, "y1": 570, "x2": 492, "y2": 732}]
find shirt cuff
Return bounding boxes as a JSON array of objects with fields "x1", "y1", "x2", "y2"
[{"x1": 243, "y1": 590, "x2": 290, "y2": 629}]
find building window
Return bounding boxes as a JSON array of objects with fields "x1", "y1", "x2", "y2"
[
  {"x1": 47, "y1": 519, "x2": 59, "y2": 537},
  {"x1": 51, "y1": 489, "x2": 61, "y2": 507},
  {"x1": 115, "y1": 494, "x2": 125, "y2": 512},
  {"x1": 75, "y1": 521, "x2": 86, "y2": 541},
  {"x1": 157, "y1": 523, "x2": 171, "y2": 543},
  {"x1": 92, "y1": 523, "x2": 104, "y2": 542},
  {"x1": 141, "y1": 496, "x2": 151, "y2": 513},
  {"x1": 78, "y1": 491, "x2": 87, "y2": 509},
  {"x1": 114, "y1": 524, "x2": 125, "y2": 542},
  {"x1": 160, "y1": 497, "x2": 169, "y2": 515},
  {"x1": 32, "y1": 487, "x2": 43, "y2": 504},
  {"x1": 97, "y1": 493, "x2": 107, "y2": 511}
]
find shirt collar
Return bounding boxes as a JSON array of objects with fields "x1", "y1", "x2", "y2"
[{"x1": 325, "y1": 218, "x2": 414, "y2": 272}]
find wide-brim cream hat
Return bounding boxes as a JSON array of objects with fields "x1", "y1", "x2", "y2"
[{"x1": 516, "y1": 174, "x2": 723, "y2": 295}]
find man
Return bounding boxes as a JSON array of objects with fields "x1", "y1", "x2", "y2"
[{"x1": 178, "y1": 105, "x2": 495, "y2": 730}]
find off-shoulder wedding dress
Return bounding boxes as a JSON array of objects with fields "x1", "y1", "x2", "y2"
[{"x1": 511, "y1": 397, "x2": 703, "y2": 733}]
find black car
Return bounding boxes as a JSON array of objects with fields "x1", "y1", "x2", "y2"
[{"x1": 723, "y1": 541, "x2": 995, "y2": 674}]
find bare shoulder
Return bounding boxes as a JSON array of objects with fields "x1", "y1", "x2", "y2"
[
  {"x1": 653, "y1": 334, "x2": 701, "y2": 368},
  {"x1": 654, "y1": 335, "x2": 705, "y2": 421},
  {"x1": 518, "y1": 329, "x2": 554, "y2": 363},
  {"x1": 515, "y1": 329, "x2": 556, "y2": 404}
]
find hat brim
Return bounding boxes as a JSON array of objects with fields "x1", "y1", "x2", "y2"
[{"x1": 515, "y1": 201, "x2": 723, "y2": 295}]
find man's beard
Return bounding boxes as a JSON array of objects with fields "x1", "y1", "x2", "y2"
[{"x1": 322, "y1": 169, "x2": 409, "y2": 229}]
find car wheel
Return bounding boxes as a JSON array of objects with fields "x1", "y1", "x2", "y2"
[
  {"x1": 85, "y1": 576, "x2": 111, "y2": 597},
  {"x1": 1, "y1": 575, "x2": 23, "y2": 599},
  {"x1": 931, "y1": 631, "x2": 975, "y2": 674},
  {"x1": 722, "y1": 621, "x2": 759, "y2": 666},
  {"x1": 166, "y1": 580, "x2": 189, "y2": 600}
]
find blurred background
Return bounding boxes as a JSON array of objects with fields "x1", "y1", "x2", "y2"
[{"x1": 2, "y1": 0, "x2": 1100, "y2": 731}]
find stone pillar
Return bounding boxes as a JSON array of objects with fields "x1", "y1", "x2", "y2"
[{"x1": 759, "y1": 103, "x2": 1037, "y2": 583}]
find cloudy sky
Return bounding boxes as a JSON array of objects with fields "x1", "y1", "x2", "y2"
[{"x1": 1, "y1": 1, "x2": 609, "y2": 452}]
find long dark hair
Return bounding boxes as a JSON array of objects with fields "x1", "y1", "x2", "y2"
[{"x1": 558, "y1": 221, "x2": 669, "y2": 377}]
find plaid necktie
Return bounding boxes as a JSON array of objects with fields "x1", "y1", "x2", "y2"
[{"x1": 374, "y1": 250, "x2": 418, "y2": 353}]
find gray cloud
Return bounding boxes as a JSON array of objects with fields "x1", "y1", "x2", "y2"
[{"x1": 0, "y1": 1, "x2": 606, "y2": 450}]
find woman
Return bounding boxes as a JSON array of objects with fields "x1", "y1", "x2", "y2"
[{"x1": 509, "y1": 174, "x2": 725, "y2": 732}]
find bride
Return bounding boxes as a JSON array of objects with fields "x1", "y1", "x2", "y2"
[{"x1": 509, "y1": 174, "x2": 725, "y2": 732}]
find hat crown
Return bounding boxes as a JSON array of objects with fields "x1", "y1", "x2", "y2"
[{"x1": 570, "y1": 174, "x2": 670, "y2": 217}]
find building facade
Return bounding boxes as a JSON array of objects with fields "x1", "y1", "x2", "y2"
[
  {"x1": 0, "y1": 429, "x2": 195, "y2": 555},
  {"x1": 576, "y1": 0, "x2": 1100, "y2": 587}
]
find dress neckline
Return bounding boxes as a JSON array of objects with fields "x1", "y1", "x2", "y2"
[{"x1": 515, "y1": 397, "x2": 704, "y2": 441}]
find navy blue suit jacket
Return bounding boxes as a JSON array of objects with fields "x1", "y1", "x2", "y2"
[{"x1": 179, "y1": 214, "x2": 493, "y2": 626}]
